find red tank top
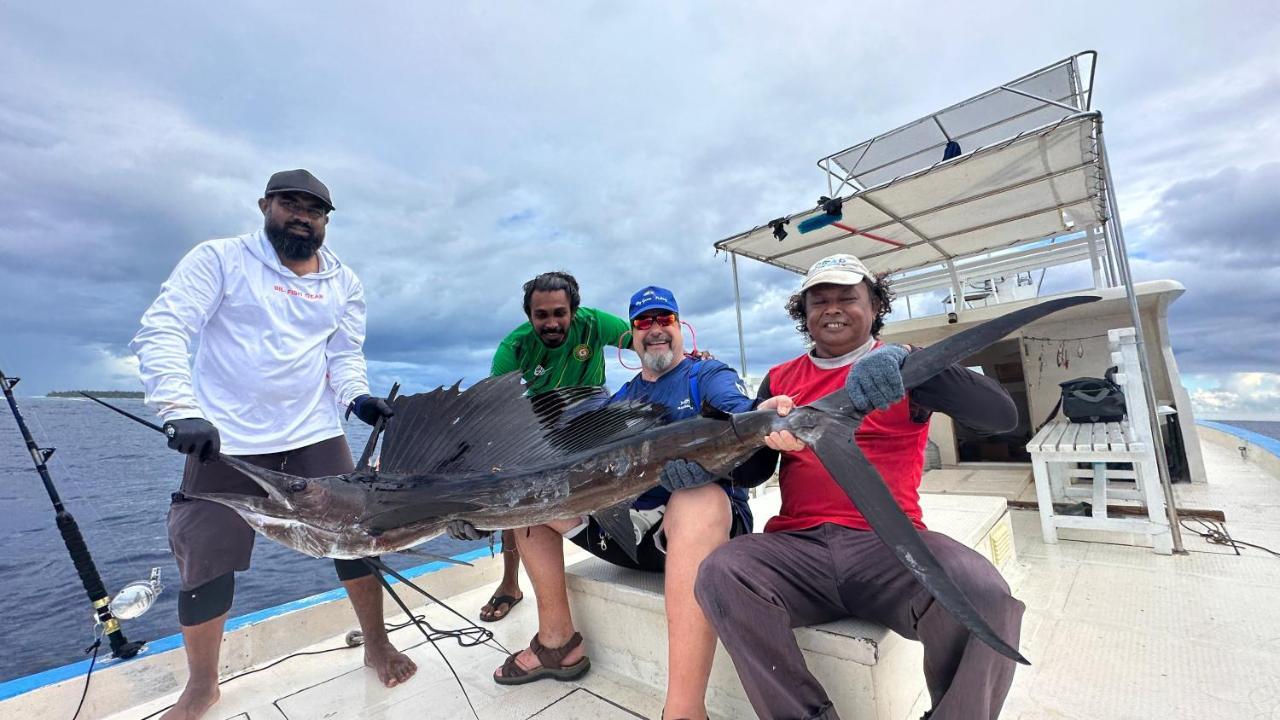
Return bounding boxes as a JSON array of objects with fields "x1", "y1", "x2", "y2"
[{"x1": 763, "y1": 350, "x2": 931, "y2": 534}]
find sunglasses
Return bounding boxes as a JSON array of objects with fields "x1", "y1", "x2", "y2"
[{"x1": 631, "y1": 313, "x2": 678, "y2": 331}]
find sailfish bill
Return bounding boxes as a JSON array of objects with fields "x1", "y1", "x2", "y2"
[{"x1": 901, "y1": 295, "x2": 1100, "y2": 388}]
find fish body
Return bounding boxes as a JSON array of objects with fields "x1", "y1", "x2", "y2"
[{"x1": 208, "y1": 405, "x2": 820, "y2": 560}]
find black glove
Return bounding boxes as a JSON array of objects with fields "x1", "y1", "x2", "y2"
[
  {"x1": 163, "y1": 418, "x2": 220, "y2": 463},
  {"x1": 659, "y1": 458, "x2": 715, "y2": 493},
  {"x1": 446, "y1": 520, "x2": 491, "y2": 542},
  {"x1": 348, "y1": 394, "x2": 395, "y2": 426}
]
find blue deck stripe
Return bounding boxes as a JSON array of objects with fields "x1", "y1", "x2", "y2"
[
  {"x1": 1198, "y1": 421, "x2": 1280, "y2": 461},
  {"x1": 0, "y1": 543, "x2": 500, "y2": 701}
]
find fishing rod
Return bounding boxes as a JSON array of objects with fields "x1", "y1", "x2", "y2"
[
  {"x1": 0, "y1": 369, "x2": 144, "y2": 660},
  {"x1": 78, "y1": 384, "x2": 401, "y2": 471}
]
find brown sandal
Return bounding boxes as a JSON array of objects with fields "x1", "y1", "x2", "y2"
[{"x1": 493, "y1": 632, "x2": 590, "y2": 686}]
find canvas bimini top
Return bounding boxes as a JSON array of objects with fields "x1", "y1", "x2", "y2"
[
  {"x1": 713, "y1": 51, "x2": 1111, "y2": 282},
  {"x1": 712, "y1": 51, "x2": 1186, "y2": 552}
]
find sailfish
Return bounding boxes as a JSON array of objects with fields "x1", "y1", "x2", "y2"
[{"x1": 91, "y1": 295, "x2": 1099, "y2": 665}]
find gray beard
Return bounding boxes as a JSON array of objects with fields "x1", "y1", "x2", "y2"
[{"x1": 641, "y1": 348, "x2": 676, "y2": 373}]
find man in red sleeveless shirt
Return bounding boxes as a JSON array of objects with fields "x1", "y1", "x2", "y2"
[{"x1": 694, "y1": 254, "x2": 1024, "y2": 720}]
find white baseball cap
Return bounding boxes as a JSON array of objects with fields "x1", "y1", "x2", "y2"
[{"x1": 799, "y1": 253, "x2": 873, "y2": 292}]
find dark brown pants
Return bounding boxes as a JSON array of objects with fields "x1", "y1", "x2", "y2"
[
  {"x1": 694, "y1": 523, "x2": 1024, "y2": 720},
  {"x1": 168, "y1": 434, "x2": 368, "y2": 592}
]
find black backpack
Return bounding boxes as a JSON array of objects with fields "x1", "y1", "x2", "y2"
[{"x1": 1041, "y1": 367, "x2": 1127, "y2": 425}]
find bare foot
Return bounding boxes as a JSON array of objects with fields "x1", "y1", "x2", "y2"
[
  {"x1": 479, "y1": 584, "x2": 524, "y2": 622},
  {"x1": 492, "y1": 634, "x2": 586, "y2": 680},
  {"x1": 365, "y1": 639, "x2": 417, "y2": 687},
  {"x1": 159, "y1": 682, "x2": 220, "y2": 720}
]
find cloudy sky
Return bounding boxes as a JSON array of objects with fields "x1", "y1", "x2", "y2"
[{"x1": 1, "y1": 2, "x2": 1277, "y2": 419}]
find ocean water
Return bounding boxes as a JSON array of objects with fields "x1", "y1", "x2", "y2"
[
  {"x1": 1218, "y1": 420, "x2": 1280, "y2": 442},
  {"x1": 0, "y1": 397, "x2": 487, "y2": 683}
]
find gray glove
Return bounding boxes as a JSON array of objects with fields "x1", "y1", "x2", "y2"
[
  {"x1": 846, "y1": 344, "x2": 910, "y2": 413},
  {"x1": 659, "y1": 459, "x2": 715, "y2": 493},
  {"x1": 446, "y1": 520, "x2": 491, "y2": 542}
]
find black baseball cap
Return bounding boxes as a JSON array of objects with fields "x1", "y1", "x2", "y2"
[{"x1": 264, "y1": 169, "x2": 334, "y2": 211}]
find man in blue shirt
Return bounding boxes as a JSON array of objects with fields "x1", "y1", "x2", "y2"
[{"x1": 491, "y1": 286, "x2": 794, "y2": 720}]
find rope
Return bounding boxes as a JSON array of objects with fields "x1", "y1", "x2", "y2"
[
  {"x1": 367, "y1": 560, "x2": 483, "y2": 720},
  {"x1": 69, "y1": 638, "x2": 100, "y2": 720},
  {"x1": 1179, "y1": 517, "x2": 1279, "y2": 558},
  {"x1": 139, "y1": 599, "x2": 504, "y2": 720}
]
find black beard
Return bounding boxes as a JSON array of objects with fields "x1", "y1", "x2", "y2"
[
  {"x1": 265, "y1": 219, "x2": 323, "y2": 261},
  {"x1": 539, "y1": 331, "x2": 566, "y2": 348}
]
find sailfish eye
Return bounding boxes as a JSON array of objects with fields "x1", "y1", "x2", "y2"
[{"x1": 288, "y1": 479, "x2": 309, "y2": 493}]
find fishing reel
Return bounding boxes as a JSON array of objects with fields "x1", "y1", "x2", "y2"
[{"x1": 108, "y1": 567, "x2": 164, "y2": 620}]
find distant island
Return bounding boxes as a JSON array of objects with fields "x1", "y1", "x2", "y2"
[{"x1": 47, "y1": 390, "x2": 145, "y2": 399}]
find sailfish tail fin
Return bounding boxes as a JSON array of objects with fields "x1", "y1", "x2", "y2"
[{"x1": 811, "y1": 419, "x2": 1030, "y2": 665}]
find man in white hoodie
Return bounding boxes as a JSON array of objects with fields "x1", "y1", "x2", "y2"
[{"x1": 131, "y1": 170, "x2": 416, "y2": 720}]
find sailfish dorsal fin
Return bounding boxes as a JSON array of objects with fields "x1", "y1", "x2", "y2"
[{"x1": 376, "y1": 373, "x2": 667, "y2": 475}]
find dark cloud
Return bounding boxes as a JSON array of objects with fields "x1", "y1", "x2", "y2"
[
  {"x1": 1, "y1": 2, "x2": 1278, "y2": 416},
  {"x1": 1119, "y1": 162, "x2": 1280, "y2": 375},
  {"x1": 1143, "y1": 163, "x2": 1280, "y2": 267},
  {"x1": 1150, "y1": 256, "x2": 1280, "y2": 375}
]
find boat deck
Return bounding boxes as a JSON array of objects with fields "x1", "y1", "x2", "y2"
[
  {"x1": 55, "y1": 440, "x2": 1280, "y2": 718},
  {"x1": 929, "y1": 440, "x2": 1280, "y2": 719},
  {"x1": 113, "y1": 577, "x2": 668, "y2": 720}
]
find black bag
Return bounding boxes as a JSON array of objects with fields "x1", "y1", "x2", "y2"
[{"x1": 1042, "y1": 367, "x2": 1127, "y2": 425}]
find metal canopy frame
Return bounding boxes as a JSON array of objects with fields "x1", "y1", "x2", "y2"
[
  {"x1": 818, "y1": 52, "x2": 1096, "y2": 197},
  {"x1": 714, "y1": 51, "x2": 1184, "y2": 551}
]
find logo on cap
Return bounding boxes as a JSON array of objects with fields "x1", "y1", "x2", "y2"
[
  {"x1": 813, "y1": 257, "x2": 852, "y2": 270},
  {"x1": 628, "y1": 285, "x2": 679, "y2": 320}
]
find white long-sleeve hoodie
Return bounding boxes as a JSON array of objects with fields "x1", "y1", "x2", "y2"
[{"x1": 130, "y1": 230, "x2": 371, "y2": 455}]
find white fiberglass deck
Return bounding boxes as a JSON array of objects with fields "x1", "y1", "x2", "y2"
[{"x1": 12, "y1": 437, "x2": 1278, "y2": 720}]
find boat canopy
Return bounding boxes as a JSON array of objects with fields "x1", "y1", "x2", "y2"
[
  {"x1": 713, "y1": 53, "x2": 1108, "y2": 282},
  {"x1": 712, "y1": 51, "x2": 1185, "y2": 551}
]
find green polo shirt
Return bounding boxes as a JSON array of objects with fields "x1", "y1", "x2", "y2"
[{"x1": 491, "y1": 306, "x2": 631, "y2": 396}]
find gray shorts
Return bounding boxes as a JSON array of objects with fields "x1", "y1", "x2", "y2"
[
  {"x1": 167, "y1": 434, "x2": 355, "y2": 591},
  {"x1": 567, "y1": 502, "x2": 750, "y2": 573}
]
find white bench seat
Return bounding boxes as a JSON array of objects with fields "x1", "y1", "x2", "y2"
[{"x1": 1027, "y1": 327, "x2": 1173, "y2": 554}]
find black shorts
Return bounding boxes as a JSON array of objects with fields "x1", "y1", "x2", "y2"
[
  {"x1": 568, "y1": 503, "x2": 751, "y2": 573},
  {"x1": 168, "y1": 434, "x2": 359, "y2": 590}
]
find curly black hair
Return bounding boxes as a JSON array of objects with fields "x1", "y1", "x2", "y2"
[
  {"x1": 786, "y1": 275, "x2": 895, "y2": 342},
  {"x1": 522, "y1": 271, "x2": 581, "y2": 317}
]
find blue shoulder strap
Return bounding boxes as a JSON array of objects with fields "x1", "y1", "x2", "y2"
[{"x1": 687, "y1": 359, "x2": 703, "y2": 414}]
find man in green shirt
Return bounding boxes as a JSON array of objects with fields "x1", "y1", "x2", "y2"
[
  {"x1": 491, "y1": 272, "x2": 630, "y2": 394},
  {"x1": 470, "y1": 271, "x2": 629, "y2": 622}
]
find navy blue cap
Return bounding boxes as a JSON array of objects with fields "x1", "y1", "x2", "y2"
[{"x1": 628, "y1": 285, "x2": 679, "y2": 320}]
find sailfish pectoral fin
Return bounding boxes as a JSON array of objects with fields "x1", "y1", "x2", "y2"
[
  {"x1": 812, "y1": 423, "x2": 1030, "y2": 665},
  {"x1": 590, "y1": 502, "x2": 640, "y2": 565}
]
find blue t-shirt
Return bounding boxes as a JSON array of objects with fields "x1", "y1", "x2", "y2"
[{"x1": 611, "y1": 357, "x2": 755, "y2": 529}]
